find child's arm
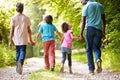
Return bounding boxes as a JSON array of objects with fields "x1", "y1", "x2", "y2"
[
  {"x1": 56, "y1": 30, "x2": 62, "y2": 40},
  {"x1": 9, "y1": 25, "x2": 14, "y2": 49},
  {"x1": 70, "y1": 32, "x2": 79, "y2": 40},
  {"x1": 35, "y1": 32, "x2": 41, "y2": 43},
  {"x1": 61, "y1": 37, "x2": 64, "y2": 45}
]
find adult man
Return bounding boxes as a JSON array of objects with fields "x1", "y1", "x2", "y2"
[
  {"x1": 9, "y1": 2, "x2": 34, "y2": 75},
  {"x1": 79, "y1": 0, "x2": 106, "y2": 74}
]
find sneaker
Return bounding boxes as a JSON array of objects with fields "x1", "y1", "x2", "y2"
[
  {"x1": 89, "y1": 71, "x2": 95, "y2": 75},
  {"x1": 18, "y1": 62, "x2": 23, "y2": 75},
  {"x1": 96, "y1": 59, "x2": 102, "y2": 73},
  {"x1": 60, "y1": 67, "x2": 64, "y2": 72}
]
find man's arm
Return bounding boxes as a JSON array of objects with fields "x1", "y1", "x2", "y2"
[
  {"x1": 79, "y1": 16, "x2": 86, "y2": 41},
  {"x1": 101, "y1": 14, "x2": 106, "y2": 40}
]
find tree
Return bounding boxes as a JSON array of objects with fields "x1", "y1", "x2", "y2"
[{"x1": 0, "y1": 1, "x2": 15, "y2": 44}]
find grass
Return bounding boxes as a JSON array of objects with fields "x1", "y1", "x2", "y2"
[
  {"x1": 72, "y1": 49, "x2": 120, "y2": 73},
  {"x1": 72, "y1": 51, "x2": 87, "y2": 64},
  {"x1": 29, "y1": 63, "x2": 61, "y2": 80},
  {"x1": 102, "y1": 51, "x2": 120, "y2": 73}
]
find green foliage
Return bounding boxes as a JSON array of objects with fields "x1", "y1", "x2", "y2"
[
  {"x1": 0, "y1": 47, "x2": 5, "y2": 67},
  {"x1": 0, "y1": 45, "x2": 16, "y2": 67},
  {"x1": 102, "y1": 30, "x2": 120, "y2": 71},
  {"x1": 105, "y1": 13, "x2": 120, "y2": 34},
  {"x1": 32, "y1": 41, "x2": 43, "y2": 57},
  {"x1": 0, "y1": 1, "x2": 16, "y2": 44},
  {"x1": 24, "y1": 0, "x2": 45, "y2": 34},
  {"x1": 72, "y1": 52, "x2": 87, "y2": 64},
  {"x1": 23, "y1": 0, "x2": 46, "y2": 57},
  {"x1": 0, "y1": 8, "x2": 12, "y2": 43},
  {"x1": 26, "y1": 41, "x2": 43, "y2": 58}
]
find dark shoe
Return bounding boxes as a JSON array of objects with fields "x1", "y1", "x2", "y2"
[
  {"x1": 69, "y1": 66, "x2": 72, "y2": 74},
  {"x1": 96, "y1": 59, "x2": 102, "y2": 73},
  {"x1": 50, "y1": 67, "x2": 54, "y2": 71},
  {"x1": 18, "y1": 62, "x2": 23, "y2": 75},
  {"x1": 69, "y1": 69, "x2": 72, "y2": 74}
]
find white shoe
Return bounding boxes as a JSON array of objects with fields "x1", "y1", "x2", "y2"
[{"x1": 96, "y1": 59, "x2": 102, "y2": 73}]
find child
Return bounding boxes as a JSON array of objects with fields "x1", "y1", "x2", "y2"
[
  {"x1": 9, "y1": 2, "x2": 34, "y2": 75},
  {"x1": 60, "y1": 22, "x2": 79, "y2": 74},
  {"x1": 35, "y1": 15, "x2": 62, "y2": 71}
]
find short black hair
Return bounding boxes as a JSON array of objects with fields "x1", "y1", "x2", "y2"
[
  {"x1": 16, "y1": 2, "x2": 24, "y2": 13},
  {"x1": 61, "y1": 22, "x2": 69, "y2": 33},
  {"x1": 44, "y1": 15, "x2": 53, "y2": 24}
]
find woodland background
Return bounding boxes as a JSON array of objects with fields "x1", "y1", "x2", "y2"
[{"x1": 0, "y1": 0, "x2": 120, "y2": 72}]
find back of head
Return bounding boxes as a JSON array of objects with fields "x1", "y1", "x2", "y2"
[
  {"x1": 61, "y1": 22, "x2": 69, "y2": 33},
  {"x1": 81, "y1": 0, "x2": 88, "y2": 5},
  {"x1": 16, "y1": 2, "x2": 24, "y2": 13},
  {"x1": 81, "y1": 0, "x2": 94, "y2": 5},
  {"x1": 44, "y1": 15, "x2": 53, "y2": 24},
  {"x1": 89, "y1": 0, "x2": 94, "y2": 1}
]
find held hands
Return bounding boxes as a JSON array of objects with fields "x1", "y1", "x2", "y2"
[
  {"x1": 30, "y1": 41, "x2": 35, "y2": 46},
  {"x1": 30, "y1": 39, "x2": 38, "y2": 46},
  {"x1": 79, "y1": 35, "x2": 85, "y2": 42},
  {"x1": 73, "y1": 35, "x2": 85, "y2": 42}
]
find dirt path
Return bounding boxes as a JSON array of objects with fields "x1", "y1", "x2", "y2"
[
  {"x1": 0, "y1": 58, "x2": 44, "y2": 80},
  {"x1": 0, "y1": 50, "x2": 120, "y2": 80}
]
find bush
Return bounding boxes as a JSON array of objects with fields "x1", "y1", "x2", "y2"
[
  {"x1": 102, "y1": 30, "x2": 120, "y2": 71},
  {"x1": 0, "y1": 48, "x2": 5, "y2": 67},
  {"x1": 0, "y1": 45, "x2": 16, "y2": 67}
]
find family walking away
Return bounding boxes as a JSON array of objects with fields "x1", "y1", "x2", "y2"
[
  {"x1": 79, "y1": 0, "x2": 106, "y2": 75},
  {"x1": 60, "y1": 22, "x2": 79, "y2": 74},
  {"x1": 35, "y1": 15, "x2": 62, "y2": 71},
  {"x1": 8, "y1": 0, "x2": 106, "y2": 76},
  {"x1": 9, "y1": 2, "x2": 34, "y2": 75}
]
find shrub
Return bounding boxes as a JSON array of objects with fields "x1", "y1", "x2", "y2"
[{"x1": 0, "y1": 45, "x2": 16, "y2": 67}]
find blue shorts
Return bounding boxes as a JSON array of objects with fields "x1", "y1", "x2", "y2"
[{"x1": 61, "y1": 47, "x2": 72, "y2": 54}]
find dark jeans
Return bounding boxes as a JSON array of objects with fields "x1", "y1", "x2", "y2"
[
  {"x1": 16, "y1": 45, "x2": 26, "y2": 67},
  {"x1": 62, "y1": 52, "x2": 72, "y2": 66},
  {"x1": 86, "y1": 27, "x2": 102, "y2": 72}
]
